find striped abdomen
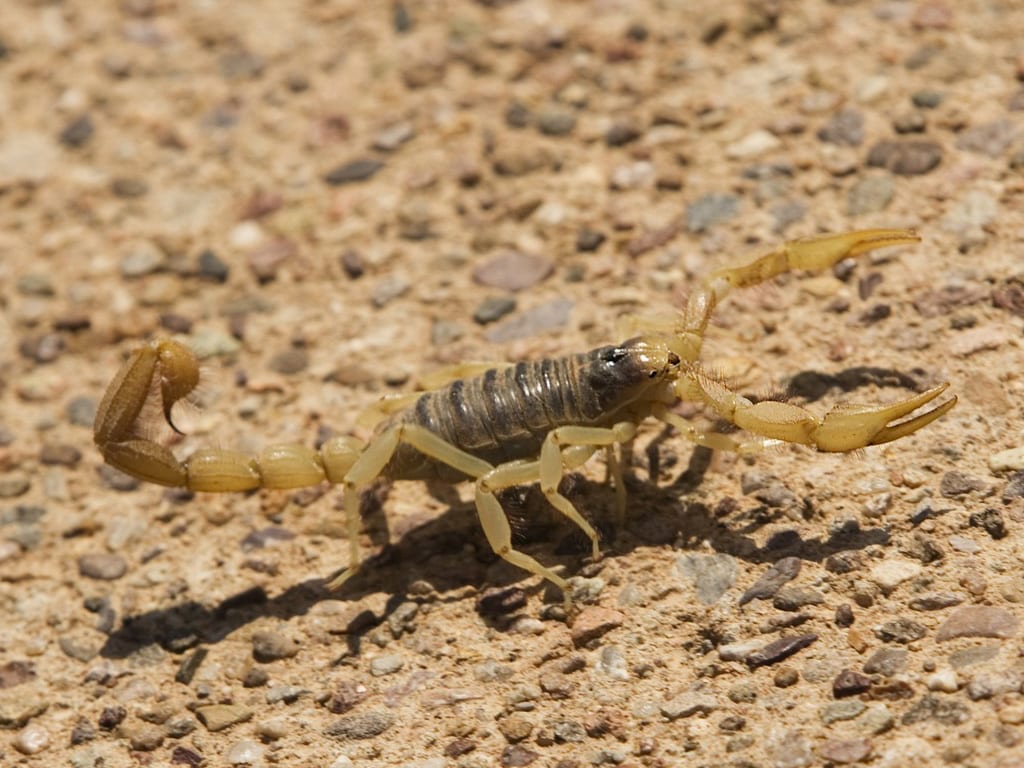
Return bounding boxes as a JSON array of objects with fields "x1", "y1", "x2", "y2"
[{"x1": 381, "y1": 345, "x2": 655, "y2": 482}]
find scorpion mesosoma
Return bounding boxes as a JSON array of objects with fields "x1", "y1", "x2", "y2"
[{"x1": 94, "y1": 229, "x2": 955, "y2": 602}]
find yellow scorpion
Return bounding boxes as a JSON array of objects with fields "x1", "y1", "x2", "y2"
[{"x1": 94, "y1": 229, "x2": 955, "y2": 601}]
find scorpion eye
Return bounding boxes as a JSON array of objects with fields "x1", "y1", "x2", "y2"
[
  {"x1": 648, "y1": 370, "x2": 658, "y2": 378},
  {"x1": 668, "y1": 352, "x2": 681, "y2": 366}
]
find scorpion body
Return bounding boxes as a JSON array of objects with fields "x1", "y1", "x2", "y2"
[
  {"x1": 94, "y1": 229, "x2": 956, "y2": 604},
  {"x1": 386, "y1": 345, "x2": 674, "y2": 483}
]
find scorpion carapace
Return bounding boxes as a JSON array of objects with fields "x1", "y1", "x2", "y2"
[{"x1": 94, "y1": 229, "x2": 956, "y2": 603}]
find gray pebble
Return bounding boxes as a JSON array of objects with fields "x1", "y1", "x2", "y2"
[
  {"x1": 485, "y1": 298, "x2": 573, "y2": 343},
  {"x1": 373, "y1": 121, "x2": 415, "y2": 151},
  {"x1": 955, "y1": 119, "x2": 1019, "y2": 157},
  {"x1": 738, "y1": 556, "x2": 801, "y2": 606},
  {"x1": 111, "y1": 177, "x2": 148, "y2": 198},
  {"x1": 473, "y1": 296, "x2": 517, "y2": 325},
  {"x1": 268, "y1": 348, "x2": 309, "y2": 375},
  {"x1": 909, "y1": 592, "x2": 963, "y2": 611},
  {"x1": 861, "y1": 704, "x2": 895, "y2": 735},
  {"x1": 847, "y1": 174, "x2": 894, "y2": 215},
  {"x1": 371, "y1": 274, "x2": 411, "y2": 307},
  {"x1": 247, "y1": 238, "x2": 296, "y2": 283},
  {"x1": 505, "y1": 102, "x2": 531, "y2": 129},
  {"x1": 936, "y1": 606, "x2": 1020, "y2": 641},
  {"x1": 325, "y1": 710, "x2": 396, "y2": 740},
  {"x1": 575, "y1": 227, "x2": 606, "y2": 252},
  {"x1": 821, "y1": 699, "x2": 866, "y2": 724},
  {"x1": 596, "y1": 646, "x2": 628, "y2": 681},
  {"x1": 430, "y1": 319, "x2": 463, "y2": 346},
  {"x1": 661, "y1": 691, "x2": 718, "y2": 721},
  {"x1": 817, "y1": 108, "x2": 865, "y2": 146},
  {"x1": 0, "y1": 473, "x2": 30, "y2": 501},
  {"x1": 474, "y1": 660, "x2": 514, "y2": 683},
  {"x1": 940, "y1": 470, "x2": 986, "y2": 496},
  {"x1": 892, "y1": 110, "x2": 927, "y2": 134},
  {"x1": 605, "y1": 119, "x2": 643, "y2": 146},
  {"x1": 966, "y1": 671, "x2": 1021, "y2": 701},
  {"x1": 536, "y1": 104, "x2": 576, "y2": 136},
  {"x1": 59, "y1": 115, "x2": 94, "y2": 148},
  {"x1": 875, "y1": 617, "x2": 926, "y2": 644},
  {"x1": 119, "y1": 240, "x2": 165, "y2": 277},
  {"x1": 772, "y1": 586, "x2": 825, "y2": 611},
  {"x1": 370, "y1": 655, "x2": 404, "y2": 676},
  {"x1": 686, "y1": 193, "x2": 740, "y2": 233},
  {"x1": 197, "y1": 249, "x2": 230, "y2": 283},
  {"x1": 746, "y1": 633, "x2": 817, "y2": 668},
  {"x1": 676, "y1": 553, "x2": 737, "y2": 605},
  {"x1": 252, "y1": 630, "x2": 300, "y2": 662},
  {"x1": 911, "y1": 90, "x2": 943, "y2": 108},
  {"x1": 769, "y1": 198, "x2": 807, "y2": 232},
  {"x1": 397, "y1": 199, "x2": 433, "y2": 240},
  {"x1": 265, "y1": 685, "x2": 307, "y2": 704},
  {"x1": 901, "y1": 694, "x2": 969, "y2": 725},
  {"x1": 492, "y1": 143, "x2": 552, "y2": 176},
  {"x1": 324, "y1": 158, "x2": 384, "y2": 185},
  {"x1": 866, "y1": 140, "x2": 942, "y2": 175},
  {"x1": 59, "y1": 635, "x2": 99, "y2": 662},
  {"x1": 863, "y1": 647, "x2": 908, "y2": 677},
  {"x1": 78, "y1": 553, "x2": 128, "y2": 580},
  {"x1": 16, "y1": 273, "x2": 56, "y2": 296},
  {"x1": 473, "y1": 250, "x2": 554, "y2": 292}
]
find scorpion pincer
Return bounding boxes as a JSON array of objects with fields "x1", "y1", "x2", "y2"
[{"x1": 94, "y1": 229, "x2": 956, "y2": 605}]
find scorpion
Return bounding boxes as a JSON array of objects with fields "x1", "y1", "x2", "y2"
[{"x1": 94, "y1": 229, "x2": 955, "y2": 603}]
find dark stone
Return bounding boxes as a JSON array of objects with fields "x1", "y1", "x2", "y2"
[{"x1": 324, "y1": 158, "x2": 384, "y2": 185}]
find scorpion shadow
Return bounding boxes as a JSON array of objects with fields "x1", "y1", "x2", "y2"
[{"x1": 98, "y1": 365, "x2": 916, "y2": 660}]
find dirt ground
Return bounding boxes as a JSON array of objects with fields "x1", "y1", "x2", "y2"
[{"x1": 2, "y1": 1, "x2": 1024, "y2": 766}]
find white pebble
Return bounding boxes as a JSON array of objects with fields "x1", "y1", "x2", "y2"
[
  {"x1": 869, "y1": 559, "x2": 922, "y2": 594},
  {"x1": 989, "y1": 446, "x2": 1024, "y2": 472},
  {"x1": 229, "y1": 220, "x2": 266, "y2": 250},
  {"x1": 15, "y1": 723, "x2": 50, "y2": 755},
  {"x1": 926, "y1": 668, "x2": 959, "y2": 693},
  {"x1": 226, "y1": 739, "x2": 264, "y2": 765}
]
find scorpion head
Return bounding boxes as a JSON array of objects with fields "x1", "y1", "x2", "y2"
[{"x1": 587, "y1": 337, "x2": 681, "y2": 414}]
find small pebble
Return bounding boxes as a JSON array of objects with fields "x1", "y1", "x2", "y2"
[
  {"x1": 324, "y1": 710, "x2": 395, "y2": 740},
  {"x1": 685, "y1": 193, "x2": 740, "y2": 233},
  {"x1": 660, "y1": 691, "x2": 718, "y2": 721},
  {"x1": 866, "y1": 140, "x2": 942, "y2": 175},
  {"x1": 198, "y1": 249, "x2": 230, "y2": 282},
  {"x1": 252, "y1": 631, "x2": 299, "y2": 662},
  {"x1": 860, "y1": 651, "x2": 909, "y2": 679},
  {"x1": 570, "y1": 606, "x2": 625, "y2": 647},
  {"x1": 484, "y1": 298, "x2": 573, "y2": 344},
  {"x1": 14, "y1": 723, "x2": 50, "y2": 755},
  {"x1": 536, "y1": 104, "x2": 576, "y2": 136},
  {"x1": 473, "y1": 296, "x2": 517, "y2": 325},
  {"x1": 936, "y1": 606, "x2": 1020, "y2": 641},
  {"x1": 575, "y1": 226, "x2": 606, "y2": 252},
  {"x1": 833, "y1": 669, "x2": 872, "y2": 698},
  {"x1": 676, "y1": 553, "x2": 737, "y2": 605},
  {"x1": 746, "y1": 633, "x2": 817, "y2": 668},
  {"x1": 869, "y1": 559, "x2": 921, "y2": 594},
  {"x1": 373, "y1": 121, "x2": 415, "y2": 151},
  {"x1": 225, "y1": 740, "x2": 264, "y2": 765},
  {"x1": 821, "y1": 700, "x2": 866, "y2": 724},
  {"x1": 369, "y1": 655, "x2": 404, "y2": 676},
  {"x1": 926, "y1": 668, "x2": 959, "y2": 693},
  {"x1": 78, "y1": 553, "x2": 128, "y2": 580},
  {"x1": 817, "y1": 108, "x2": 865, "y2": 146},
  {"x1": 818, "y1": 738, "x2": 872, "y2": 765},
  {"x1": 195, "y1": 704, "x2": 254, "y2": 732},
  {"x1": 472, "y1": 250, "x2": 553, "y2": 292},
  {"x1": 119, "y1": 240, "x2": 165, "y2": 277},
  {"x1": 989, "y1": 446, "x2": 1024, "y2": 472},
  {"x1": 847, "y1": 174, "x2": 894, "y2": 215},
  {"x1": 324, "y1": 158, "x2": 384, "y2": 185}
]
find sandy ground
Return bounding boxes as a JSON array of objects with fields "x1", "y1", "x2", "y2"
[{"x1": 2, "y1": 1, "x2": 1024, "y2": 766}]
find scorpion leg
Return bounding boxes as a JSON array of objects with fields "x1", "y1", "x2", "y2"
[{"x1": 327, "y1": 423, "x2": 574, "y2": 600}]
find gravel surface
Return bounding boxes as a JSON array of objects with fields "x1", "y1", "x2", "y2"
[{"x1": 2, "y1": 1, "x2": 1024, "y2": 766}]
